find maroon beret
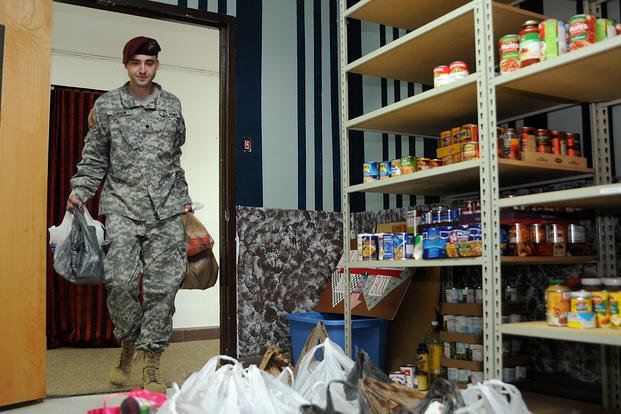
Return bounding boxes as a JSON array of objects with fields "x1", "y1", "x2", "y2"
[{"x1": 122, "y1": 36, "x2": 161, "y2": 64}]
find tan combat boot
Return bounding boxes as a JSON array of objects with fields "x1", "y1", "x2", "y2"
[
  {"x1": 108, "y1": 339, "x2": 136, "y2": 386},
  {"x1": 143, "y1": 350, "x2": 166, "y2": 393}
]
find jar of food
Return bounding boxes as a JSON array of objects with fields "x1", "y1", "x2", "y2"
[
  {"x1": 546, "y1": 279, "x2": 570, "y2": 326},
  {"x1": 566, "y1": 133, "x2": 581, "y2": 156},
  {"x1": 546, "y1": 223, "x2": 567, "y2": 256},
  {"x1": 497, "y1": 127, "x2": 506, "y2": 157},
  {"x1": 536, "y1": 129, "x2": 551, "y2": 153},
  {"x1": 519, "y1": 20, "x2": 541, "y2": 68},
  {"x1": 507, "y1": 223, "x2": 533, "y2": 256},
  {"x1": 551, "y1": 130, "x2": 567, "y2": 155},
  {"x1": 604, "y1": 278, "x2": 621, "y2": 329},
  {"x1": 531, "y1": 223, "x2": 549, "y2": 256},
  {"x1": 581, "y1": 278, "x2": 603, "y2": 292},
  {"x1": 520, "y1": 126, "x2": 537, "y2": 153},
  {"x1": 567, "y1": 224, "x2": 590, "y2": 255}
]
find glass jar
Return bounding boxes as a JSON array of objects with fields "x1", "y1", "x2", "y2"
[
  {"x1": 519, "y1": 20, "x2": 541, "y2": 68},
  {"x1": 566, "y1": 133, "x2": 581, "y2": 156},
  {"x1": 551, "y1": 130, "x2": 567, "y2": 155},
  {"x1": 520, "y1": 126, "x2": 537, "y2": 153},
  {"x1": 536, "y1": 129, "x2": 551, "y2": 153},
  {"x1": 567, "y1": 224, "x2": 590, "y2": 255},
  {"x1": 503, "y1": 128, "x2": 521, "y2": 160},
  {"x1": 581, "y1": 277, "x2": 603, "y2": 292}
]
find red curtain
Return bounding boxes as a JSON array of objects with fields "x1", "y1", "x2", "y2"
[{"x1": 46, "y1": 85, "x2": 117, "y2": 348}]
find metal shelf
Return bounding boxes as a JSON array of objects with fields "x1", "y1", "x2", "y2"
[
  {"x1": 348, "y1": 159, "x2": 592, "y2": 197},
  {"x1": 349, "y1": 257, "x2": 484, "y2": 268},
  {"x1": 498, "y1": 183, "x2": 621, "y2": 210},
  {"x1": 345, "y1": 0, "x2": 518, "y2": 32},
  {"x1": 346, "y1": 2, "x2": 544, "y2": 85},
  {"x1": 346, "y1": 75, "x2": 477, "y2": 137},
  {"x1": 501, "y1": 256, "x2": 598, "y2": 265},
  {"x1": 502, "y1": 321, "x2": 621, "y2": 346}
]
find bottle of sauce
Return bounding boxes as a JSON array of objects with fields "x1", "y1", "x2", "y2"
[
  {"x1": 537, "y1": 129, "x2": 551, "y2": 153},
  {"x1": 519, "y1": 20, "x2": 541, "y2": 68},
  {"x1": 424, "y1": 321, "x2": 442, "y2": 383}
]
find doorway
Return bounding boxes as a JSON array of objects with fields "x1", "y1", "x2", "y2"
[{"x1": 49, "y1": 0, "x2": 236, "y2": 358}]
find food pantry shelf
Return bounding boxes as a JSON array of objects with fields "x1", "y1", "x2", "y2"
[
  {"x1": 346, "y1": 75, "x2": 477, "y2": 137},
  {"x1": 345, "y1": 0, "x2": 525, "y2": 32},
  {"x1": 497, "y1": 183, "x2": 621, "y2": 210},
  {"x1": 347, "y1": 159, "x2": 591, "y2": 197},
  {"x1": 349, "y1": 257, "x2": 484, "y2": 269},
  {"x1": 496, "y1": 35, "x2": 621, "y2": 117},
  {"x1": 501, "y1": 321, "x2": 621, "y2": 346},
  {"x1": 346, "y1": 2, "x2": 545, "y2": 86},
  {"x1": 501, "y1": 256, "x2": 598, "y2": 265}
]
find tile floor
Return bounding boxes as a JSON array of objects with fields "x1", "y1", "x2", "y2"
[{"x1": 1, "y1": 389, "x2": 173, "y2": 414}]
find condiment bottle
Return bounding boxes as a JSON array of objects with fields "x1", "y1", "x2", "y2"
[
  {"x1": 519, "y1": 20, "x2": 541, "y2": 68},
  {"x1": 536, "y1": 129, "x2": 551, "y2": 153}
]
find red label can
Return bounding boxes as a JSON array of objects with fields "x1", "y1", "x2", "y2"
[
  {"x1": 499, "y1": 34, "x2": 520, "y2": 74},
  {"x1": 433, "y1": 65, "x2": 450, "y2": 87},
  {"x1": 569, "y1": 14, "x2": 596, "y2": 51},
  {"x1": 449, "y1": 61, "x2": 469, "y2": 82}
]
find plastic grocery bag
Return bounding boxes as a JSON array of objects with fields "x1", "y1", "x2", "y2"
[
  {"x1": 454, "y1": 379, "x2": 531, "y2": 414},
  {"x1": 53, "y1": 207, "x2": 105, "y2": 285},
  {"x1": 294, "y1": 338, "x2": 357, "y2": 412},
  {"x1": 159, "y1": 355, "x2": 308, "y2": 414},
  {"x1": 182, "y1": 212, "x2": 214, "y2": 257},
  {"x1": 48, "y1": 211, "x2": 74, "y2": 253}
]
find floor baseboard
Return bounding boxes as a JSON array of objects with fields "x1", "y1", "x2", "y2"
[{"x1": 170, "y1": 326, "x2": 220, "y2": 342}]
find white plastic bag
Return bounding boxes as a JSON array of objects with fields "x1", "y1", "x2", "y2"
[
  {"x1": 159, "y1": 355, "x2": 308, "y2": 414},
  {"x1": 294, "y1": 338, "x2": 356, "y2": 411},
  {"x1": 455, "y1": 379, "x2": 531, "y2": 414},
  {"x1": 48, "y1": 211, "x2": 74, "y2": 253},
  {"x1": 82, "y1": 207, "x2": 105, "y2": 246}
]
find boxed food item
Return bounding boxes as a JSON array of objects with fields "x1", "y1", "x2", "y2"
[
  {"x1": 437, "y1": 142, "x2": 462, "y2": 159},
  {"x1": 519, "y1": 151, "x2": 587, "y2": 169}
]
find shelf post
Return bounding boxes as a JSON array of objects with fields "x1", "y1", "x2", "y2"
[
  {"x1": 339, "y1": 0, "x2": 352, "y2": 358},
  {"x1": 474, "y1": 0, "x2": 502, "y2": 380},
  {"x1": 590, "y1": 101, "x2": 620, "y2": 409}
]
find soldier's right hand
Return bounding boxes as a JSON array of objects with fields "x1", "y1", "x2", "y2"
[{"x1": 66, "y1": 194, "x2": 83, "y2": 212}]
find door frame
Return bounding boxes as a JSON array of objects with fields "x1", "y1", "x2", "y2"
[{"x1": 54, "y1": 0, "x2": 238, "y2": 357}]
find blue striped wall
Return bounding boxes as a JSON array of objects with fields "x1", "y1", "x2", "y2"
[{"x1": 156, "y1": 0, "x2": 621, "y2": 212}]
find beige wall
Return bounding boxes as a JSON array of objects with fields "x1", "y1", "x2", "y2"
[
  {"x1": 0, "y1": 0, "x2": 51, "y2": 406},
  {"x1": 51, "y1": 3, "x2": 221, "y2": 328}
]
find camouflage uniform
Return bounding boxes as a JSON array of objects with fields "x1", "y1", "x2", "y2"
[{"x1": 70, "y1": 82, "x2": 191, "y2": 352}]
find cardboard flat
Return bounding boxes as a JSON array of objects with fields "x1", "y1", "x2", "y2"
[
  {"x1": 376, "y1": 221, "x2": 407, "y2": 233},
  {"x1": 519, "y1": 151, "x2": 588, "y2": 169}
]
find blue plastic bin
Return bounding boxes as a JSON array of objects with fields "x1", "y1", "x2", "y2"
[{"x1": 286, "y1": 312, "x2": 388, "y2": 370}]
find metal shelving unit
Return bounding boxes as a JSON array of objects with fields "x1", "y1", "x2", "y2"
[{"x1": 339, "y1": 0, "x2": 621, "y2": 408}]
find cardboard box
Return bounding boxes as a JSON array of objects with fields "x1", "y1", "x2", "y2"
[
  {"x1": 376, "y1": 221, "x2": 407, "y2": 233},
  {"x1": 440, "y1": 130, "x2": 452, "y2": 147},
  {"x1": 519, "y1": 151, "x2": 588, "y2": 169},
  {"x1": 436, "y1": 142, "x2": 462, "y2": 159}
]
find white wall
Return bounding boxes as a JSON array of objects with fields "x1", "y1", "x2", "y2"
[{"x1": 51, "y1": 2, "x2": 220, "y2": 328}]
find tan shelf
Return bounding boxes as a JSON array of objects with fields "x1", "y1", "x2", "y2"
[
  {"x1": 501, "y1": 321, "x2": 621, "y2": 346},
  {"x1": 441, "y1": 358, "x2": 483, "y2": 371},
  {"x1": 347, "y1": 2, "x2": 544, "y2": 85},
  {"x1": 440, "y1": 331, "x2": 483, "y2": 344},
  {"x1": 496, "y1": 35, "x2": 621, "y2": 120},
  {"x1": 501, "y1": 256, "x2": 598, "y2": 265},
  {"x1": 523, "y1": 391, "x2": 619, "y2": 414},
  {"x1": 440, "y1": 303, "x2": 483, "y2": 316},
  {"x1": 498, "y1": 183, "x2": 621, "y2": 210},
  {"x1": 348, "y1": 158, "x2": 591, "y2": 197}
]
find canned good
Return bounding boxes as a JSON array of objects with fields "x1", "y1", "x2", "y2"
[
  {"x1": 507, "y1": 223, "x2": 533, "y2": 256},
  {"x1": 537, "y1": 129, "x2": 551, "y2": 153},
  {"x1": 521, "y1": 126, "x2": 537, "y2": 153},
  {"x1": 447, "y1": 367, "x2": 459, "y2": 385},
  {"x1": 475, "y1": 287, "x2": 483, "y2": 303},
  {"x1": 462, "y1": 141, "x2": 479, "y2": 161},
  {"x1": 592, "y1": 290, "x2": 610, "y2": 328},
  {"x1": 455, "y1": 316, "x2": 470, "y2": 334},
  {"x1": 546, "y1": 279, "x2": 571, "y2": 326},
  {"x1": 458, "y1": 368, "x2": 470, "y2": 385},
  {"x1": 444, "y1": 315, "x2": 456, "y2": 332},
  {"x1": 449, "y1": 61, "x2": 469, "y2": 82},
  {"x1": 390, "y1": 159, "x2": 402, "y2": 177},
  {"x1": 546, "y1": 224, "x2": 567, "y2": 256},
  {"x1": 417, "y1": 157, "x2": 431, "y2": 171},
  {"x1": 551, "y1": 130, "x2": 567, "y2": 155},
  {"x1": 444, "y1": 341, "x2": 454, "y2": 359},
  {"x1": 433, "y1": 65, "x2": 451, "y2": 87},
  {"x1": 430, "y1": 158, "x2": 443, "y2": 168},
  {"x1": 470, "y1": 371, "x2": 484, "y2": 384},
  {"x1": 499, "y1": 34, "x2": 520, "y2": 74},
  {"x1": 566, "y1": 133, "x2": 581, "y2": 156},
  {"x1": 567, "y1": 224, "x2": 589, "y2": 255},
  {"x1": 569, "y1": 14, "x2": 596, "y2": 51},
  {"x1": 379, "y1": 161, "x2": 391, "y2": 180},
  {"x1": 400, "y1": 365, "x2": 416, "y2": 388},
  {"x1": 519, "y1": 20, "x2": 541, "y2": 67},
  {"x1": 462, "y1": 288, "x2": 475, "y2": 303},
  {"x1": 539, "y1": 19, "x2": 568, "y2": 60},
  {"x1": 595, "y1": 18, "x2": 616, "y2": 42},
  {"x1": 503, "y1": 128, "x2": 521, "y2": 160},
  {"x1": 416, "y1": 372, "x2": 429, "y2": 391},
  {"x1": 445, "y1": 287, "x2": 459, "y2": 303},
  {"x1": 401, "y1": 156, "x2": 417, "y2": 174},
  {"x1": 531, "y1": 223, "x2": 548, "y2": 255},
  {"x1": 502, "y1": 367, "x2": 516, "y2": 383},
  {"x1": 362, "y1": 161, "x2": 378, "y2": 183},
  {"x1": 567, "y1": 311, "x2": 597, "y2": 328},
  {"x1": 471, "y1": 344, "x2": 483, "y2": 362},
  {"x1": 389, "y1": 371, "x2": 406, "y2": 385}
]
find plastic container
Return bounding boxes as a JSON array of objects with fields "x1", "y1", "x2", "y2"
[{"x1": 286, "y1": 312, "x2": 388, "y2": 369}]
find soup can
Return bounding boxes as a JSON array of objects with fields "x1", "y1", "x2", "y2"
[
  {"x1": 389, "y1": 371, "x2": 406, "y2": 385},
  {"x1": 569, "y1": 14, "x2": 596, "y2": 51},
  {"x1": 417, "y1": 157, "x2": 431, "y2": 171},
  {"x1": 595, "y1": 18, "x2": 616, "y2": 41},
  {"x1": 433, "y1": 65, "x2": 451, "y2": 87},
  {"x1": 538, "y1": 19, "x2": 568, "y2": 60},
  {"x1": 400, "y1": 365, "x2": 416, "y2": 388},
  {"x1": 499, "y1": 34, "x2": 520, "y2": 74},
  {"x1": 449, "y1": 61, "x2": 469, "y2": 82},
  {"x1": 362, "y1": 161, "x2": 378, "y2": 183}
]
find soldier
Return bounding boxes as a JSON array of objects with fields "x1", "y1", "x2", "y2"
[{"x1": 66, "y1": 36, "x2": 192, "y2": 393}]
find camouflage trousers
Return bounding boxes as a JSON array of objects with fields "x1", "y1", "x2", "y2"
[{"x1": 103, "y1": 214, "x2": 187, "y2": 352}]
